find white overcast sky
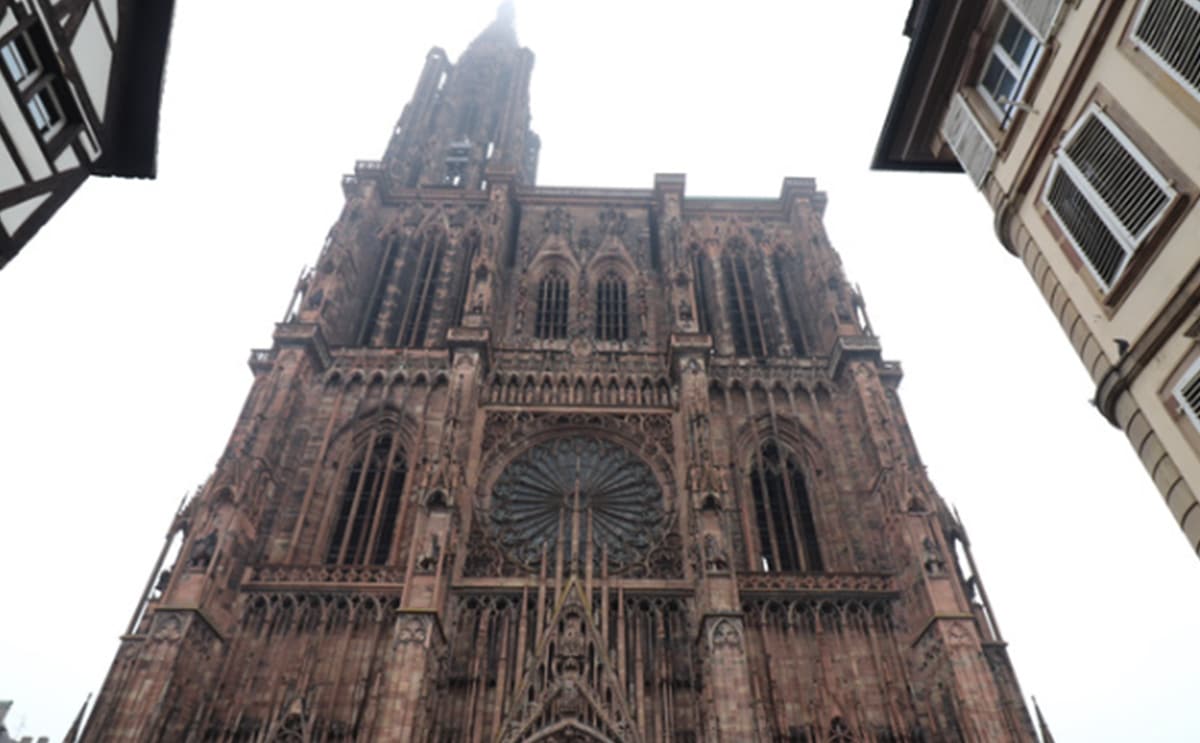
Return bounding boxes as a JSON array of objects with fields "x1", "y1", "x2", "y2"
[{"x1": 1, "y1": 2, "x2": 1198, "y2": 740}]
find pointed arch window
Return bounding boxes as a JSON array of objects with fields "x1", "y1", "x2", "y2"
[
  {"x1": 594, "y1": 272, "x2": 628, "y2": 341},
  {"x1": 692, "y1": 249, "x2": 713, "y2": 335},
  {"x1": 358, "y1": 235, "x2": 401, "y2": 345},
  {"x1": 722, "y1": 247, "x2": 771, "y2": 358},
  {"x1": 772, "y1": 252, "x2": 807, "y2": 356},
  {"x1": 386, "y1": 230, "x2": 445, "y2": 347},
  {"x1": 449, "y1": 231, "x2": 480, "y2": 328},
  {"x1": 325, "y1": 434, "x2": 408, "y2": 565},
  {"x1": 534, "y1": 270, "x2": 569, "y2": 339},
  {"x1": 749, "y1": 442, "x2": 822, "y2": 572}
]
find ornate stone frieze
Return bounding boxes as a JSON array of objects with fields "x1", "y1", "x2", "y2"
[
  {"x1": 248, "y1": 564, "x2": 407, "y2": 587},
  {"x1": 737, "y1": 571, "x2": 896, "y2": 596}
]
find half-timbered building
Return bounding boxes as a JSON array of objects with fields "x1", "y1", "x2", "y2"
[{"x1": 0, "y1": 0, "x2": 173, "y2": 269}]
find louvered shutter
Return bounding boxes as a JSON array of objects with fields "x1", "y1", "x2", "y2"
[
  {"x1": 1132, "y1": 0, "x2": 1200, "y2": 101},
  {"x1": 1003, "y1": 0, "x2": 1064, "y2": 40},
  {"x1": 1175, "y1": 359, "x2": 1200, "y2": 432},
  {"x1": 941, "y1": 93, "x2": 996, "y2": 189},
  {"x1": 1042, "y1": 105, "x2": 1175, "y2": 289}
]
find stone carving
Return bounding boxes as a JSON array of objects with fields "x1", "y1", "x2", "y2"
[
  {"x1": 703, "y1": 533, "x2": 730, "y2": 572},
  {"x1": 709, "y1": 619, "x2": 742, "y2": 651},
  {"x1": 922, "y1": 537, "x2": 947, "y2": 577},
  {"x1": 415, "y1": 534, "x2": 441, "y2": 574},
  {"x1": 497, "y1": 582, "x2": 643, "y2": 743},
  {"x1": 396, "y1": 617, "x2": 428, "y2": 645},
  {"x1": 187, "y1": 530, "x2": 218, "y2": 570},
  {"x1": 543, "y1": 206, "x2": 573, "y2": 238},
  {"x1": 598, "y1": 207, "x2": 628, "y2": 237},
  {"x1": 151, "y1": 613, "x2": 183, "y2": 643}
]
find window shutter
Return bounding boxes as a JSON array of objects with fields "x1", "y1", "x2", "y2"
[
  {"x1": 940, "y1": 93, "x2": 996, "y2": 189},
  {"x1": 1132, "y1": 0, "x2": 1200, "y2": 101},
  {"x1": 1042, "y1": 105, "x2": 1174, "y2": 289},
  {"x1": 1003, "y1": 0, "x2": 1063, "y2": 40},
  {"x1": 1176, "y1": 359, "x2": 1200, "y2": 432}
]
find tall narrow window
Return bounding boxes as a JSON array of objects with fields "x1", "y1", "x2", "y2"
[
  {"x1": 534, "y1": 270, "x2": 569, "y2": 339},
  {"x1": 385, "y1": 230, "x2": 445, "y2": 347},
  {"x1": 772, "y1": 252, "x2": 807, "y2": 356},
  {"x1": 749, "y1": 442, "x2": 821, "y2": 572},
  {"x1": 594, "y1": 272, "x2": 628, "y2": 341},
  {"x1": 449, "y1": 232, "x2": 479, "y2": 328},
  {"x1": 1043, "y1": 104, "x2": 1175, "y2": 290},
  {"x1": 722, "y1": 248, "x2": 770, "y2": 358},
  {"x1": 359, "y1": 236, "x2": 401, "y2": 345},
  {"x1": 692, "y1": 250, "x2": 713, "y2": 335},
  {"x1": 326, "y1": 435, "x2": 408, "y2": 565}
]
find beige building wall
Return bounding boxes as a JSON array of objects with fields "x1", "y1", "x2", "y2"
[{"x1": 948, "y1": 0, "x2": 1200, "y2": 554}]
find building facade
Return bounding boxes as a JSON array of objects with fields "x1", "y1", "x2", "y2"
[
  {"x1": 874, "y1": 0, "x2": 1200, "y2": 557},
  {"x1": 82, "y1": 10, "x2": 1040, "y2": 742},
  {"x1": 0, "y1": 0, "x2": 174, "y2": 269}
]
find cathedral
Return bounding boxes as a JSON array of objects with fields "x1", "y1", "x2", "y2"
[{"x1": 81, "y1": 8, "x2": 1040, "y2": 742}]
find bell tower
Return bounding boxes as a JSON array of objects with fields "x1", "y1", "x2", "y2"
[{"x1": 81, "y1": 8, "x2": 1043, "y2": 742}]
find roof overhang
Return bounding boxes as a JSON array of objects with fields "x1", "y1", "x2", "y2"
[
  {"x1": 871, "y1": 0, "x2": 983, "y2": 173},
  {"x1": 92, "y1": 0, "x2": 177, "y2": 179}
]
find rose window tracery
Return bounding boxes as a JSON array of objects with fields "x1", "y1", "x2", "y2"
[{"x1": 490, "y1": 436, "x2": 663, "y2": 569}]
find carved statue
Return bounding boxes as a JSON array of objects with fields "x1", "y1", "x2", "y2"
[
  {"x1": 416, "y1": 533, "x2": 441, "y2": 573},
  {"x1": 187, "y1": 530, "x2": 218, "y2": 570},
  {"x1": 922, "y1": 536, "x2": 946, "y2": 577},
  {"x1": 704, "y1": 533, "x2": 730, "y2": 572}
]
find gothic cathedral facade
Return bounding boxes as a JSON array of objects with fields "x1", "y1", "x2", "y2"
[{"x1": 82, "y1": 11, "x2": 1039, "y2": 743}]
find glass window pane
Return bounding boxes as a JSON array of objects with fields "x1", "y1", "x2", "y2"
[
  {"x1": 982, "y1": 57, "x2": 1006, "y2": 95},
  {"x1": 999, "y1": 14, "x2": 1035, "y2": 64},
  {"x1": 1, "y1": 37, "x2": 37, "y2": 84},
  {"x1": 28, "y1": 89, "x2": 60, "y2": 134}
]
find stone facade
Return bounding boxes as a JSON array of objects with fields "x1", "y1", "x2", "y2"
[{"x1": 82, "y1": 9, "x2": 1039, "y2": 742}]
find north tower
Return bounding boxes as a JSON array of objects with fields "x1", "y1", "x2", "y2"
[{"x1": 83, "y1": 9, "x2": 1040, "y2": 742}]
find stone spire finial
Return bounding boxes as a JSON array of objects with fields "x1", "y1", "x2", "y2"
[{"x1": 497, "y1": 0, "x2": 515, "y2": 27}]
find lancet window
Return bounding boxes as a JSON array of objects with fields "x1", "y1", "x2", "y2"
[
  {"x1": 385, "y1": 229, "x2": 445, "y2": 347},
  {"x1": 772, "y1": 252, "x2": 807, "y2": 356},
  {"x1": 722, "y1": 247, "x2": 771, "y2": 358},
  {"x1": 692, "y1": 249, "x2": 713, "y2": 335},
  {"x1": 357, "y1": 235, "x2": 400, "y2": 345},
  {"x1": 448, "y1": 231, "x2": 479, "y2": 328},
  {"x1": 594, "y1": 272, "x2": 628, "y2": 341},
  {"x1": 534, "y1": 269, "x2": 569, "y2": 339},
  {"x1": 749, "y1": 442, "x2": 822, "y2": 572},
  {"x1": 325, "y1": 434, "x2": 408, "y2": 565}
]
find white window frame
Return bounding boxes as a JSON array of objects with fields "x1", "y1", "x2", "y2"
[
  {"x1": 27, "y1": 83, "x2": 63, "y2": 137},
  {"x1": 978, "y1": 7, "x2": 1043, "y2": 128},
  {"x1": 0, "y1": 33, "x2": 39, "y2": 88},
  {"x1": 1131, "y1": 0, "x2": 1200, "y2": 103},
  {"x1": 1174, "y1": 356, "x2": 1200, "y2": 432},
  {"x1": 1042, "y1": 103, "x2": 1176, "y2": 291}
]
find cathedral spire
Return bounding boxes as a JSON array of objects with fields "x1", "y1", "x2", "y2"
[
  {"x1": 382, "y1": 1, "x2": 537, "y2": 187},
  {"x1": 466, "y1": 1, "x2": 518, "y2": 50}
]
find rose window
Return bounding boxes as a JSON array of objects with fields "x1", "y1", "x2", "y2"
[{"x1": 490, "y1": 436, "x2": 663, "y2": 568}]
